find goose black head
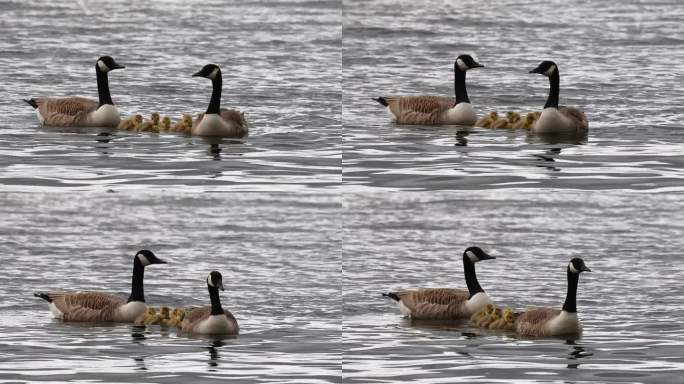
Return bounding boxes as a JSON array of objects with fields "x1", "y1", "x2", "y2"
[
  {"x1": 207, "y1": 271, "x2": 225, "y2": 291},
  {"x1": 463, "y1": 246, "x2": 496, "y2": 263},
  {"x1": 96, "y1": 56, "x2": 125, "y2": 73},
  {"x1": 135, "y1": 249, "x2": 167, "y2": 267},
  {"x1": 568, "y1": 258, "x2": 591, "y2": 274},
  {"x1": 192, "y1": 64, "x2": 222, "y2": 80},
  {"x1": 455, "y1": 54, "x2": 484, "y2": 72},
  {"x1": 529, "y1": 60, "x2": 558, "y2": 77}
]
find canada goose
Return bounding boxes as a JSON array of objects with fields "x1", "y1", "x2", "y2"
[
  {"x1": 192, "y1": 64, "x2": 248, "y2": 138},
  {"x1": 117, "y1": 114, "x2": 143, "y2": 131},
  {"x1": 34, "y1": 250, "x2": 167, "y2": 322},
  {"x1": 489, "y1": 308, "x2": 514, "y2": 329},
  {"x1": 470, "y1": 303, "x2": 495, "y2": 323},
  {"x1": 382, "y1": 246, "x2": 496, "y2": 320},
  {"x1": 490, "y1": 117, "x2": 510, "y2": 129},
  {"x1": 24, "y1": 56, "x2": 125, "y2": 127},
  {"x1": 529, "y1": 61, "x2": 588, "y2": 134},
  {"x1": 373, "y1": 54, "x2": 484, "y2": 126},
  {"x1": 135, "y1": 307, "x2": 157, "y2": 325},
  {"x1": 180, "y1": 271, "x2": 239, "y2": 335},
  {"x1": 138, "y1": 112, "x2": 160, "y2": 132},
  {"x1": 512, "y1": 112, "x2": 537, "y2": 129},
  {"x1": 515, "y1": 258, "x2": 591, "y2": 337},
  {"x1": 475, "y1": 111, "x2": 498, "y2": 128},
  {"x1": 159, "y1": 116, "x2": 172, "y2": 131},
  {"x1": 480, "y1": 307, "x2": 501, "y2": 328},
  {"x1": 167, "y1": 308, "x2": 186, "y2": 327}
]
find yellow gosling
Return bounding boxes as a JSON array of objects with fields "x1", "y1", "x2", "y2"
[
  {"x1": 474, "y1": 305, "x2": 498, "y2": 327},
  {"x1": 506, "y1": 111, "x2": 521, "y2": 126},
  {"x1": 476, "y1": 111, "x2": 498, "y2": 128},
  {"x1": 470, "y1": 303, "x2": 494, "y2": 323},
  {"x1": 490, "y1": 117, "x2": 509, "y2": 129},
  {"x1": 480, "y1": 307, "x2": 501, "y2": 328},
  {"x1": 159, "y1": 116, "x2": 172, "y2": 132},
  {"x1": 134, "y1": 307, "x2": 156, "y2": 325}
]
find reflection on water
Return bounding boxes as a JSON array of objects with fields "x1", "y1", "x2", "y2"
[{"x1": 342, "y1": 191, "x2": 684, "y2": 383}]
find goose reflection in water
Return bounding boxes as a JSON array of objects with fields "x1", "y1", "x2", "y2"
[
  {"x1": 454, "y1": 130, "x2": 470, "y2": 146},
  {"x1": 533, "y1": 147, "x2": 562, "y2": 171},
  {"x1": 567, "y1": 340, "x2": 593, "y2": 369},
  {"x1": 207, "y1": 339, "x2": 225, "y2": 371}
]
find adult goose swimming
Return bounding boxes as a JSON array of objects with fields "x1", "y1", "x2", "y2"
[
  {"x1": 180, "y1": 271, "x2": 239, "y2": 335},
  {"x1": 529, "y1": 61, "x2": 588, "y2": 134},
  {"x1": 383, "y1": 246, "x2": 496, "y2": 320},
  {"x1": 515, "y1": 258, "x2": 591, "y2": 337},
  {"x1": 33, "y1": 250, "x2": 167, "y2": 322},
  {"x1": 373, "y1": 54, "x2": 484, "y2": 126},
  {"x1": 24, "y1": 56, "x2": 125, "y2": 127},
  {"x1": 192, "y1": 64, "x2": 248, "y2": 138}
]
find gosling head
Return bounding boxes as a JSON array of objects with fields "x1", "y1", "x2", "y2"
[
  {"x1": 150, "y1": 112, "x2": 160, "y2": 123},
  {"x1": 525, "y1": 112, "x2": 536, "y2": 123},
  {"x1": 207, "y1": 271, "x2": 225, "y2": 291},
  {"x1": 454, "y1": 54, "x2": 484, "y2": 72},
  {"x1": 568, "y1": 258, "x2": 591, "y2": 274},
  {"x1": 159, "y1": 306, "x2": 170, "y2": 316},
  {"x1": 488, "y1": 111, "x2": 498, "y2": 120},
  {"x1": 506, "y1": 111, "x2": 520, "y2": 123},
  {"x1": 161, "y1": 116, "x2": 171, "y2": 129},
  {"x1": 529, "y1": 60, "x2": 558, "y2": 77},
  {"x1": 146, "y1": 308, "x2": 156, "y2": 316},
  {"x1": 182, "y1": 114, "x2": 193, "y2": 126},
  {"x1": 133, "y1": 114, "x2": 143, "y2": 124},
  {"x1": 193, "y1": 64, "x2": 222, "y2": 81},
  {"x1": 463, "y1": 246, "x2": 496, "y2": 263},
  {"x1": 96, "y1": 56, "x2": 125, "y2": 73},
  {"x1": 134, "y1": 250, "x2": 167, "y2": 267}
]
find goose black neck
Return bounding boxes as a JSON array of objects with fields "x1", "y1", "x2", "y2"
[
  {"x1": 95, "y1": 66, "x2": 114, "y2": 107},
  {"x1": 462, "y1": 254, "x2": 484, "y2": 298},
  {"x1": 454, "y1": 69, "x2": 470, "y2": 105},
  {"x1": 128, "y1": 259, "x2": 145, "y2": 303},
  {"x1": 562, "y1": 268, "x2": 580, "y2": 313},
  {"x1": 544, "y1": 71, "x2": 560, "y2": 109},
  {"x1": 206, "y1": 74, "x2": 222, "y2": 115},
  {"x1": 208, "y1": 285, "x2": 224, "y2": 315}
]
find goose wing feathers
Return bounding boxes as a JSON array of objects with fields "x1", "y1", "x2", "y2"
[
  {"x1": 48, "y1": 292, "x2": 125, "y2": 322},
  {"x1": 397, "y1": 288, "x2": 469, "y2": 319},
  {"x1": 385, "y1": 96, "x2": 454, "y2": 114},
  {"x1": 181, "y1": 306, "x2": 239, "y2": 330},
  {"x1": 559, "y1": 106, "x2": 588, "y2": 131},
  {"x1": 514, "y1": 308, "x2": 561, "y2": 336},
  {"x1": 35, "y1": 97, "x2": 99, "y2": 126}
]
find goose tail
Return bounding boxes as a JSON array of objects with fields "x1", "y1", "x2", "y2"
[
  {"x1": 372, "y1": 97, "x2": 388, "y2": 107},
  {"x1": 382, "y1": 292, "x2": 400, "y2": 301},
  {"x1": 34, "y1": 292, "x2": 52, "y2": 303},
  {"x1": 23, "y1": 99, "x2": 38, "y2": 108}
]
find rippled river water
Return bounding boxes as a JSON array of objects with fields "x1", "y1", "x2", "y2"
[
  {"x1": 343, "y1": 191, "x2": 684, "y2": 383},
  {"x1": 0, "y1": 193, "x2": 341, "y2": 382},
  {"x1": 0, "y1": 0, "x2": 341, "y2": 192},
  {"x1": 2, "y1": 0, "x2": 684, "y2": 383},
  {"x1": 343, "y1": 0, "x2": 684, "y2": 191}
]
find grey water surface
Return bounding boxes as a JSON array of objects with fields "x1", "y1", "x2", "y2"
[
  {"x1": 0, "y1": 193, "x2": 341, "y2": 383},
  {"x1": 0, "y1": 0, "x2": 341, "y2": 192},
  {"x1": 343, "y1": 0, "x2": 684, "y2": 191},
  {"x1": 342, "y1": 191, "x2": 684, "y2": 383}
]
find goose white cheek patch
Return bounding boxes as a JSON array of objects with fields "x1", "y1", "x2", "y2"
[
  {"x1": 466, "y1": 250, "x2": 478, "y2": 262},
  {"x1": 544, "y1": 64, "x2": 557, "y2": 76},
  {"x1": 137, "y1": 254, "x2": 151, "y2": 266},
  {"x1": 456, "y1": 58, "x2": 468, "y2": 72},
  {"x1": 568, "y1": 262, "x2": 579, "y2": 273},
  {"x1": 207, "y1": 275, "x2": 215, "y2": 287},
  {"x1": 97, "y1": 60, "x2": 109, "y2": 72},
  {"x1": 208, "y1": 68, "x2": 219, "y2": 79}
]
